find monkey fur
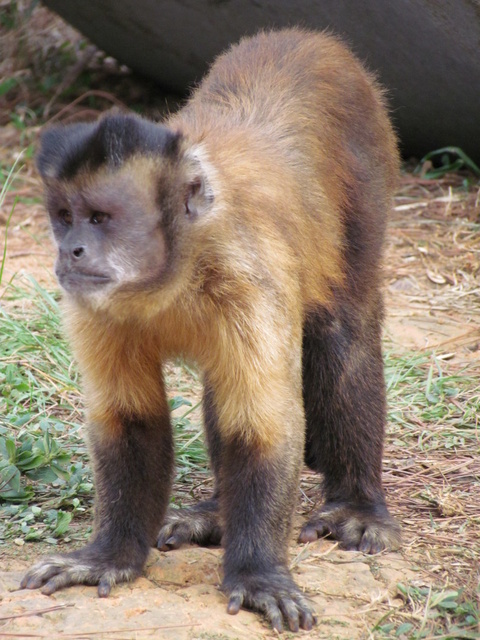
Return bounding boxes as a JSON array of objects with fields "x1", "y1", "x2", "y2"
[{"x1": 22, "y1": 29, "x2": 401, "y2": 632}]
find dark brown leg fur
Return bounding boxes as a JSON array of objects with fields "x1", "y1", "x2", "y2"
[
  {"x1": 221, "y1": 436, "x2": 314, "y2": 633},
  {"x1": 300, "y1": 299, "x2": 400, "y2": 553},
  {"x1": 22, "y1": 412, "x2": 174, "y2": 595},
  {"x1": 157, "y1": 381, "x2": 222, "y2": 549},
  {"x1": 159, "y1": 380, "x2": 315, "y2": 631}
]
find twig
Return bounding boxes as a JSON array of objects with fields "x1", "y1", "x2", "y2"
[
  {"x1": 43, "y1": 45, "x2": 97, "y2": 118},
  {"x1": 46, "y1": 91, "x2": 128, "y2": 124},
  {"x1": 0, "y1": 604, "x2": 73, "y2": 621},
  {"x1": 0, "y1": 623, "x2": 200, "y2": 638}
]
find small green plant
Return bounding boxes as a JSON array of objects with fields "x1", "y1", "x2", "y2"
[
  {"x1": 0, "y1": 278, "x2": 90, "y2": 542},
  {"x1": 171, "y1": 395, "x2": 207, "y2": 478},
  {"x1": 0, "y1": 431, "x2": 70, "y2": 502},
  {"x1": 0, "y1": 77, "x2": 18, "y2": 96},
  {"x1": 373, "y1": 583, "x2": 479, "y2": 639},
  {"x1": 416, "y1": 146, "x2": 480, "y2": 180},
  {"x1": 0, "y1": 0, "x2": 39, "y2": 30}
]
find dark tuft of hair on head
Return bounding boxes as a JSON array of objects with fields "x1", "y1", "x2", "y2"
[
  {"x1": 36, "y1": 113, "x2": 182, "y2": 181},
  {"x1": 95, "y1": 114, "x2": 182, "y2": 167}
]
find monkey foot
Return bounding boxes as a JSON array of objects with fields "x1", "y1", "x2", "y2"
[
  {"x1": 299, "y1": 501, "x2": 401, "y2": 554},
  {"x1": 156, "y1": 498, "x2": 222, "y2": 550},
  {"x1": 223, "y1": 566, "x2": 316, "y2": 632},
  {"x1": 20, "y1": 544, "x2": 141, "y2": 597}
]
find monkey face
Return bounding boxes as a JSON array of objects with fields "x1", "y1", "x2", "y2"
[
  {"x1": 45, "y1": 162, "x2": 169, "y2": 302},
  {"x1": 37, "y1": 114, "x2": 215, "y2": 310}
]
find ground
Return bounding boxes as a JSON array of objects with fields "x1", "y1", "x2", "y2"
[{"x1": 0, "y1": 6, "x2": 479, "y2": 639}]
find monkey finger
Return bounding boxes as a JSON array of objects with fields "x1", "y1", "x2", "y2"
[
  {"x1": 165, "y1": 535, "x2": 181, "y2": 549},
  {"x1": 157, "y1": 535, "x2": 181, "y2": 551},
  {"x1": 98, "y1": 577, "x2": 113, "y2": 597},
  {"x1": 298, "y1": 521, "x2": 330, "y2": 544},
  {"x1": 298, "y1": 604, "x2": 316, "y2": 630},
  {"x1": 156, "y1": 523, "x2": 173, "y2": 549},
  {"x1": 156, "y1": 521, "x2": 185, "y2": 550},
  {"x1": 278, "y1": 597, "x2": 300, "y2": 632},
  {"x1": 22, "y1": 576, "x2": 45, "y2": 590},
  {"x1": 226, "y1": 591, "x2": 244, "y2": 615},
  {"x1": 359, "y1": 534, "x2": 378, "y2": 554},
  {"x1": 260, "y1": 596, "x2": 284, "y2": 633},
  {"x1": 298, "y1": 526, "x2": 320, "y2": 543}
]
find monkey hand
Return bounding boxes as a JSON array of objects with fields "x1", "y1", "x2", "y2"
[
  {"x1": 222, "y1": 566, "x2": 316, "y2": 633},
  {"x1": 299, "y1": 501, "x2": 401, "y2": 554},
  {"x1": 157, "y1": 499, "x2": 222, "y2": 550},
  {"x1": 20, "y1": 543, "x2": 142, "y2": 597}
]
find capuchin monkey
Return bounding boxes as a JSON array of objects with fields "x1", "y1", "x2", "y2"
[{"x1": 22, "y1": 28, "x2": 401, "y2": 633}]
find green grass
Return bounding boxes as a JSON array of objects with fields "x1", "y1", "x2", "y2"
[
  {"x1": 0, "y1": 277, "x2": 209, "y2": 544},
  {"x1": 0, "y1": 154, "x2": 24, "y2": 286},
  {"x1": 415, "y1": 146, "x2": 480, "y2": 180},
  {"x1": 0, "y1": 278, "x2": 90, "y2": 543},
  {"x1": 374, "y1": 584, "x2": 479, "y2": 639},
  {"x1": 385, "y1": 349, "x2": 480, "y2": 454},
  {"x1": 379, "y1": 348, "x2": 479, "y2": 639}
]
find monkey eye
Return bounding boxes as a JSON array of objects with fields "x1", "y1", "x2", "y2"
[
  {"x1": 89, "y1": 211, "x2": 110, "y2": 225},
  {"x1": 58, "y1": 209, "x2": 72, "y2": 225}
]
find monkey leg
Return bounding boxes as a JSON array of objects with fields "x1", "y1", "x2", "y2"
[
  {"x1": 300, "y1": 305, "x2": 400, "y2": 553},
  {"x1": 220, "y1": 431, "x2": 315, "y2": 632},
  {"x1": 157, "y1": 381, "x2": 223, "y2": 550},
  {"x1": 22, "y1": 410, "x2": 174, "y2": 596}
]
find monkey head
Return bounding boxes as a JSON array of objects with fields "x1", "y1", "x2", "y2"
[{"x1": 37, "y1": 113, "x2": 215, "y2": 312}]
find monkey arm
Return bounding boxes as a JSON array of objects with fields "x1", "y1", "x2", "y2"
[
  {"x1": 23, "y1": 414, "x2": 174, "y2": 595},
  {"x1": 299, "y1": 299, "x2": 401, "y2": 552},
  {"x1": 22, "y1": 317, "x2": 174, "y2": 596},
  {"x1": 21, "y1": 408, "x2": 174, "y2": 595}
]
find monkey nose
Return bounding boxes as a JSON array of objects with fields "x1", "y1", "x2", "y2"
[{"x1": 72, "y1": 246, "x2": 85, "y2": 259}]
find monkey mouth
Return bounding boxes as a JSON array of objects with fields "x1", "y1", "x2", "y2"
[{"x1": 57, "y1": 270, "x2": 112, "y2": 291}]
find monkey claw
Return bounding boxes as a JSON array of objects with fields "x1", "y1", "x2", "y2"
[
  {"x1": 156, "y1": 499, "x2": 222, "y2": 550},
  {"x1": 299, "y1": 501, "x2": 401, "y2": 555},
  {"x1": 223, "y1": 568, "x2": 316, "y2": 633}
]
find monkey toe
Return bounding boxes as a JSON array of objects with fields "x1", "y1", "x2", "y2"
[
  {"x1": 298, "y1": 523, "x2": 329, "y2": 543},
  {"x1": 157, "y1": 500, "x2": 222, "y2": 550},
  {"x1": 223, "y1": 568, "x2": 316, "y2": 632},
  {"x1": 41, "y1": 570, "x2": 84, "y2": 596},
  {"x1": 21, "y1": 549, "x2": 139, "y2": 595},
  {"x1": 156, "y1": 526, "x2": 190, "y2": 551},
  {"x1": 357, "y1": 520, "x2": 401, "y2": 554},
  {"x1": 299, "y1": 501, "x2": 401, "y2": 554},
  {"x1": 21, "y1": 557, "x2": 65, "y2": 590}
]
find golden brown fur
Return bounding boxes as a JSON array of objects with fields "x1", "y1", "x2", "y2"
[
  {"x1": 22, "y1": 29, "x2": 400, "y2": 632},
  {"x1": 63, "y1": 30, "x2": 398, "y2": 448}
]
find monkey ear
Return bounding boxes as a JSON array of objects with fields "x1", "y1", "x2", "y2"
[
  {"x1": 183, "y1": 144, "x2": 215, "y2": 217},
  {"x1": 185, "y1": 175, "x2": 214, "y2": 217}
]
